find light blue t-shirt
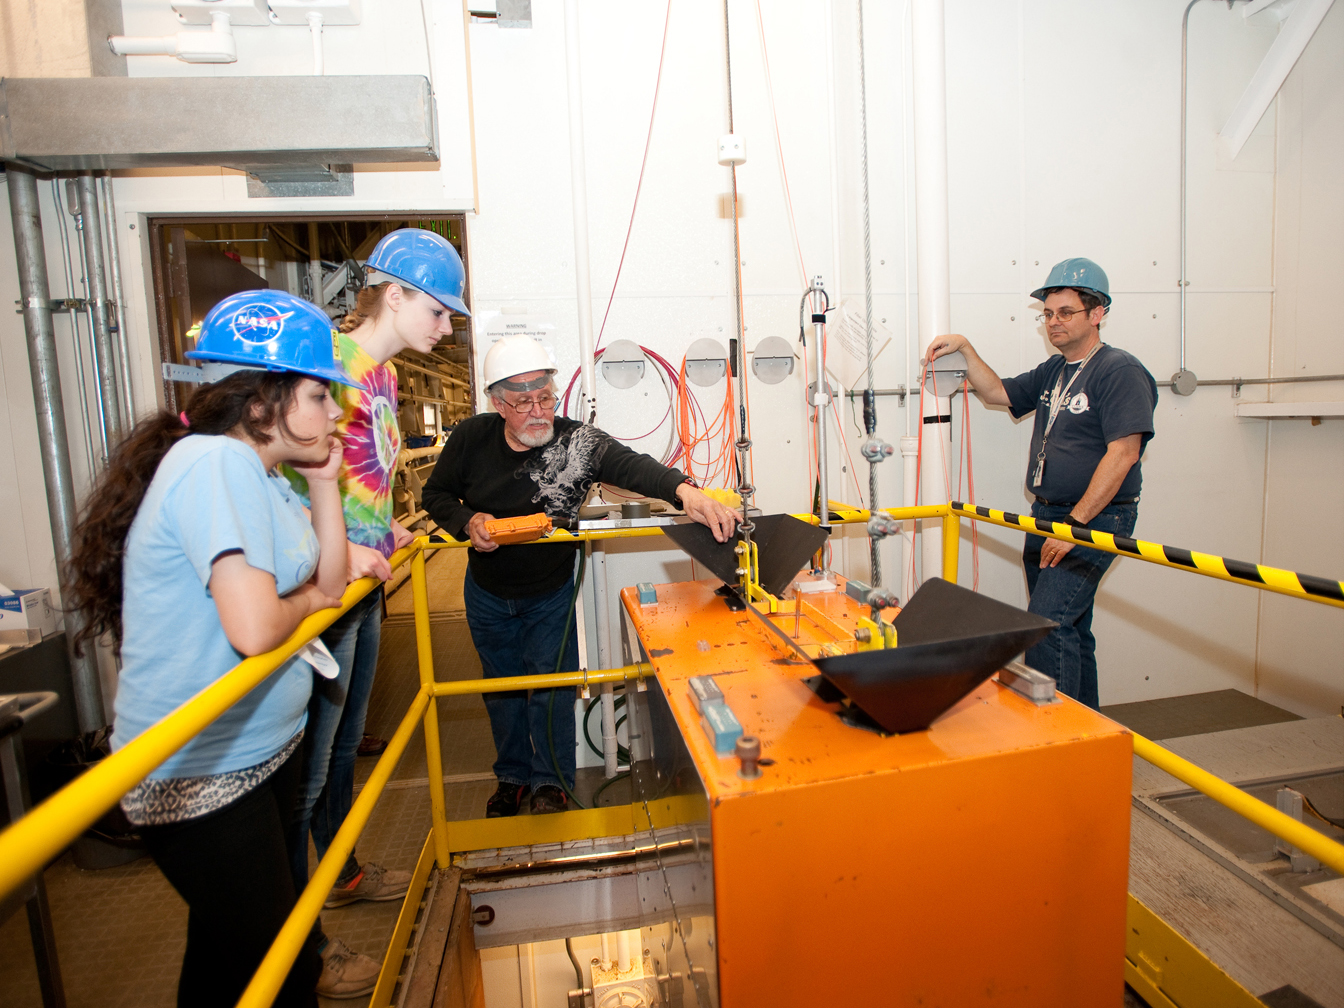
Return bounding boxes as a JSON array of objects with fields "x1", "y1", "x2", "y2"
[{"x1": 112, "y1": 435, "x2": 318, "y2": 779}]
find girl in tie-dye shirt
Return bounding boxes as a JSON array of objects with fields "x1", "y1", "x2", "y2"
[{"x1": 281, "y1": 259, "x2": 463, "y2": 998}]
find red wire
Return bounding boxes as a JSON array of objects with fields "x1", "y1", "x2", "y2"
[
  {"x1": 753, "y1": 0, "x2": 807, "y2": 287},
  {"x1": 594, "y1": 2, "x2": 674, "y2": 353}
]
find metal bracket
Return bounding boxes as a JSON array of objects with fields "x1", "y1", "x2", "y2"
[
  {"x1": 14, "y1": 298, "x2": 87, "y2": 314},
  {"x1": 997, "y1": 661, "x2": 1058, "y2": 705}
]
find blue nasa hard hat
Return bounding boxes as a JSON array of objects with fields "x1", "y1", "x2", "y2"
[
  {"x1": 186, "y1": 290, "x2": 365, "y2": 389},
  {"x1": 365, "y1": 228, "x2": 471, "y2": 316},
  {"x1": 1031, "y1": 257, "x2": 1111, "y2": 308}
]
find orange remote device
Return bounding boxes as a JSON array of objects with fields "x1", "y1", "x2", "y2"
[{"x1": 484, "y1": 513, "x2": 552, "y2": 545}]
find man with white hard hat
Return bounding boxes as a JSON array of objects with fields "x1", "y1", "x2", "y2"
[
  {"x1": 924, "y1": 258, "x2": 1157, "y2": 709},
  {"x1": 422, "y1": 334, "x2": 740, "y2": 816}
]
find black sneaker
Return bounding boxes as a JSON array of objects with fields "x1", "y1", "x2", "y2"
[
  {"x1": 531, "y1": 784, "x2": 568, "y2": 815},
  {"x1": 486, "y1": 781, "x2": 530, "y2": 818}
]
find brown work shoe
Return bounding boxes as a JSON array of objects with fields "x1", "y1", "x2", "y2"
[
  {"x1": 323, "y1": 862, "x2": 411, "y2": 908},
  {"x1": 316, "y1": 937, "x2": 379, "y2": 999},
  {"x1": 356, "y1": 733, "x2": 387, "y2": 757},
  {"x1": 531, "y1": 784, "x2": 568, "y2": 815}
]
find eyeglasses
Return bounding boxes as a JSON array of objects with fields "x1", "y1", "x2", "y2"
[
  {"x1": 502, "y1": 394, "x2": 558, "y2": 414},
  {"x1": 1036, "y1": 307, "x2": 1093, "y2": 323}
]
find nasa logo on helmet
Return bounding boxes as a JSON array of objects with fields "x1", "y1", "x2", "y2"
[
  {"x1": 187, "y1": 289, "x2": 366, "y2": 390},
  {"x1": 229, "y1": 302, "x2": 295, "y2": 346}
]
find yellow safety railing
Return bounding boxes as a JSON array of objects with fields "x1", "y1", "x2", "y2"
[
  {"x1": 0, "y1": 501, "x2": 1340, "y2": 1008},
  {"x1": 949, "y1": 501, "x2": 1344, "y2": 610},
  {"x1": 0, "y1": 544, "x2": 418, "y2": 903}
]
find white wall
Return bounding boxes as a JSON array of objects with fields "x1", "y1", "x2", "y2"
[{"x1": 2, "y1": 0, "x2": 1339, "y2": 715}]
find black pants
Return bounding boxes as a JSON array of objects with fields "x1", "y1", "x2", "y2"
[{"x1": 139, "y1": 742, "x2": 321, "y2": 1008}]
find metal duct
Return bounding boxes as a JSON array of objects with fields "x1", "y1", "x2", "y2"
[{"x1": 0, "y1": 76, "x2": 437, "y2": 176}]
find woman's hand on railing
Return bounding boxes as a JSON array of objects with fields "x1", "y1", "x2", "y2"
[{"x1": 347, "y1": 541, "x2": 392, "y2": 582}]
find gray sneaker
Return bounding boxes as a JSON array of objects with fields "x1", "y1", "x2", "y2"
[
  {"x1": 317, "y1": 936, "x2": 379, "y2": 999},
  {"x1": 324, "y1": 861, "x2": 412, "y2": 908}
]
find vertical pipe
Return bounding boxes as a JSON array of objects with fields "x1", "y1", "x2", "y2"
[
  {"x1": 53, "y1": 180, "x2": 99, "y2": 477},
  {"x1": 599, "y1": 681, "x2": 618, "y2": 778},
  {"x1": 412, "y1": 548, "x2": 450, "y2": 867},
  {"x1": 616, "y1": 930, "x2": 631, "y2": 973},
  {"x1": 99, "y1": 175, "x2": 135, "y2": 424},
  {"x1": 1179, "y1": 0, "x2": 1201, "y2": 374},
  {"x1": 75, "y1": 174, "x2": 123, "y2": 446},
  {"x1": 900, "y1": 433, "x2": 918, "y2": 596},
  {"x1": 857, "y1": 0, "x2": 881, "y2": 587},
  {"x1": 590, "y1": 541, "x2": 610, "y2": 669},
  {"x1": 811, "y1": 280, "x2": 830, "y2": 537},
  {"x1": 7, "y1": 165, "x2": 106, "y2": 732},
  {"x1": 911, "y1": 0, "x2": 952, "y2": 582},
  {"x1": 941, "y1": 511, "x2": 960, "y2": 583},
  {"x1": 307, "y1": 11, "x2": 324, "y2": 75},
  {"x1": 564, "y1": 0, "x2": 598, "y2": 423},
  {"x1": 307, "y1": 222, "x2": 323, "y2": 310}
]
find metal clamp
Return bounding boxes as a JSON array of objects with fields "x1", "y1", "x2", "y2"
[
  {"x1": 860, "y1": 438, "x2": 894, "y2": 463},
  {"x1": 14, "y1": 297, "x2": 87, "y2": 314},
  {"x1": 867, "y1": 514, "x2": 901, "y2": 539}
]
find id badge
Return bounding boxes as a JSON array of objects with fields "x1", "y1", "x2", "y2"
[{"x1": 1032, "y1": 455, "x2": 1045, "y2": 488}]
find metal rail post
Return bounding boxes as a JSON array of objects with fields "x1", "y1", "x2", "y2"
[
  {"x1": 6, "y1": 163, "x2": 107, "y2": 732},
  {"x1": 940, "y1": 510, "x2": 959, "y2": 583},
  {"x1": 412, "y1": 547, "x2": 451, "y2": 867}
]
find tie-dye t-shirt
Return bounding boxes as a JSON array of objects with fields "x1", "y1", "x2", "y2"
[{"x1": 285, "y1": 332, "x2": 401, "y2": 557}]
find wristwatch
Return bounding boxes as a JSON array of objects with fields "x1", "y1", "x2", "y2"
[{"x1": 1065, "y1": 512, "x2": 1088, "y2": 527}]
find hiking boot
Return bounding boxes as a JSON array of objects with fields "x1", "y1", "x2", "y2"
[
  {"x1": 317, "y1": 936, "x2": 379, "y2": 999},
  {"x1": 485, "y1": 781, "x2": 530, "y2": 818},
  {"x1": 531, "y1": 784, "x2": 568, "y2": 815},
  {"x1": 323, "y1": 862, "x2": 411, "y2": 908},
  {"x1": 356, "y1": 734, "x2": 387, "y2": 757}
]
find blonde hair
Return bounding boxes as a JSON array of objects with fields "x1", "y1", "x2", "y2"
[{"x1": 338, "y1": 281, "x2": 421, "y2": 333}]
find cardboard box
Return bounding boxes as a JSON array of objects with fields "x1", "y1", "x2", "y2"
[{"x1": 0, "y1": 587, "x2": 60, "y2": 644}]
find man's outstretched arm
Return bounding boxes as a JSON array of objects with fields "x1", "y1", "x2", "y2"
[{"x1": 922, "y1": 335, "x2": 1012, "y2": 407}]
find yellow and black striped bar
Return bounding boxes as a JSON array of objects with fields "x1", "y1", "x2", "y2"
[{"x1": 950, "y1": 502, "x2": 1344, "y2": 610}]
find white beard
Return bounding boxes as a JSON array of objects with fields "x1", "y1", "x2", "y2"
[{"x1": 515, "y1": 421, "x2": 554, "y2": 448}]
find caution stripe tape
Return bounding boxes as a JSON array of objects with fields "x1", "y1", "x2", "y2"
[{"x1": 949, "y1": 502, "x2": 1344, "y2": 608}]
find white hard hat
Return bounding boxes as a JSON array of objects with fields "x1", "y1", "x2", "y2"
[{"x1": 483, "y1": 334, "x2": 555, "y2": 390}]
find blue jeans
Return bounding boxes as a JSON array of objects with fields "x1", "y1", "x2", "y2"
[
  {"x1": 290, "y1": 586, "x2": 382, "y2": 888},
  {"x1": 1022, "y1": 501, "x2": 1138, "y2": 710},
  {"x1": 463, "y1": 568, "x2": 579, "y2": 791}
]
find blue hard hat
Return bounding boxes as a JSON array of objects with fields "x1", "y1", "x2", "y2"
[
  {"x1": 186, "y1": 290, "x2": 365, "y2": 389},
  {"x1": 365, "y1": 227, "x2": 471, "y2": 316},
  {"x1": 1031, "y1": 257, "x2": 1111, "y2": 308}
]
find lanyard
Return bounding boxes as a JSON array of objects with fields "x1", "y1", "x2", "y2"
[{"x1": 1032, "y1": 343, "x2": 1103, "y2": 487}]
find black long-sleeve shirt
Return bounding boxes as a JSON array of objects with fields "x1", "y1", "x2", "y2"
[{"x1": 422, "y1": 414, "x2": 689, "y2": 598}]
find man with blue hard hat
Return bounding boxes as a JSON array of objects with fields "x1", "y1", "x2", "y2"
[{"x1": 924, "y1": 258, "x2": 1157, "y2": 709}]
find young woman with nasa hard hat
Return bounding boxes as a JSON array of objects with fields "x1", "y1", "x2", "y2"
[{"x1": 64, "y1": 288, "x2": 363, "y2": 1006}]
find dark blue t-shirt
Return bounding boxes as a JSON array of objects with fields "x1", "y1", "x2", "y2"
[{"x1": 1001, "y1": 344, "x2": 1157, "y2": 504}]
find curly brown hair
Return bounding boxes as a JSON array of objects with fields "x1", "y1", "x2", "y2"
[{"x1": 65, "y1": 369, "x2": 312, "y2": 652}]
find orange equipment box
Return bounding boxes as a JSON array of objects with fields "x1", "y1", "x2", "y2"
[
  {"x1": 621, "y1": 578, "x2": 1133, "y2": 1007},
  {"x1": 484, "y1": 513, "x2": 552, "y2": 545}
]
